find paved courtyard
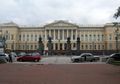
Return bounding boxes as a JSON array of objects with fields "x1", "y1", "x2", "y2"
[
  {"x1": 14, "y1": 56, "x2": 105, "y2": 64},
  {"x1": 0, "y1": 63, "x2": 120, "y2": 84}
]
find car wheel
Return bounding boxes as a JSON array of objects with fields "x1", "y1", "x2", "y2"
[
  {"x1": 34, "y1": 59, "x2": 39, "y2": 62},
  {"x1": 75, "y1": 59, "x2": 79, "y2": 62},
  {"x1": 19, "y1": 59, "x2": 23, "y2": 62}
]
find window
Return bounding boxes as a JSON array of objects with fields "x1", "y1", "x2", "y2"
[
  {"x1": 90, "y1": 45, "x2": 92, "y2": 49},
  {"x1": 85, "y1": 34, "x2": 88, "y2": 41},
  {"x1": 81, "y1": 45, "x2": 84, "y2": 49},
  {"x1": 27, "y1": 34, "x2": 29, "y2": 41},
  {"x1": 35, "y1": 35, "x2": 37, "y2": 41},
  {"x1": 109, "y1": 34, "x2": 112, "y2": 41},
  {"x1": 98, "y1": 35, "x2": 100, "y2": 41},
  {"x1": 11, "y1": 34, "x2": 14, "y2": 40},
  {"x1": 55, "y1": 43, "x2": 58, "y2": 50},
  {"x1": 31, "y1": 45, "x2": 33, "y2": 50},
  {"x1": 73, "y1": 43, "x2": 76, "y2": 48},
  {"x1": 35, "y1": 45, "x2": 37, "y2": 49},
  {"x1": 94, "y1": 45, "x2": 96, "y2": 49},
  {"x1": 89, "y1": 35, "x2": 92, "y2": 41},
  {"x1": 102, "y1": 35, "x2": 104, "y2": 41},
  {"x1": 85, "y1": 45, "x2": 88, "y2": 49},
  {"x1": 81, "y1": 35, "x2": 84, "y2": 41},
  {"x1": 109, "y1": 43, "x2": 112, "y2": 50},
  {"x1": 98, "y1": 45, "x2": 100, "y2": 50},
  {"x1": 55, "y1": 30, "x2": 58, "y2": 40},
  {"x1": 93, "y1": 35, "x2": 96, "y2": 41},
  {"x1": 19, "y1": 35, "x2": 21, "y2": 41},
  {"x1": 73, "y1": 30, "x2": 75, "y2": 40},
  {"x1": 73, "y1": 35, "x2": 75, "y2": 40},
  {"x1": 23, "y1": 34, "x2": 25, "y2": 41},
  {"x1": 31, "y1": 34, "x2": 33, "y2": 41}
]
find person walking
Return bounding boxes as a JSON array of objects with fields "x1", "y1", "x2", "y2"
[{"x1": 8, "y1": 52, "x2": 13, "y2": 63}]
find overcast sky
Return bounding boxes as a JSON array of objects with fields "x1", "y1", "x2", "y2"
[{"x1": 0, "y1": 0, "x2": 120, "y2": 25}]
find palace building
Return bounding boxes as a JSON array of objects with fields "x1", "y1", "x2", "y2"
[{"x1": 0, "y1": 20, "x2": 120, "y2": 55}]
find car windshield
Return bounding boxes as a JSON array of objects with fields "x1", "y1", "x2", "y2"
[
  {"x1": 18, "y1": 52, "x2": 26, "y2": 56},
  {"x1": 32, "y1": 53, "x2": 40, "y2": 56}
]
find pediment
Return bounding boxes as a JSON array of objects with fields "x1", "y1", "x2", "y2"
[{"x1": 44, "y1": 20, "x2": 79, "y2": 27}]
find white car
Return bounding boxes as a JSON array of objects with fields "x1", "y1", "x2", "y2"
[{"x1": 71, "y1": 53, "x2": 96, "y2": 62}]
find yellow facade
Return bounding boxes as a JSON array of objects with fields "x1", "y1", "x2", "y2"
[{"x1": 0, "y1": 20, "x2": 120, "y2": 52}]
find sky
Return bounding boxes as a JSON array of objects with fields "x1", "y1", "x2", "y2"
[{"x1": 0, "y1": 0, "x2": 120, "y2": 25}]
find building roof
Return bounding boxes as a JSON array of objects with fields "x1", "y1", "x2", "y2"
[{"x1": 0, "y1": 21, "x2": 18, "y2": 27}]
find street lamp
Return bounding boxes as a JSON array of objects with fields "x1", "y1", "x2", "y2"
[{"x1": 113, "y1": 22, "x2": 120, "y2": 53}]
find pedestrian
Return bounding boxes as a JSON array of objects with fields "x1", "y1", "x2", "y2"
[{"x1": 8, "y1": 53, "x2": 13, "y2": 63}]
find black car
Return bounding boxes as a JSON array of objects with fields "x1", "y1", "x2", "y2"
[
  {"x1": 106, "y1": 53, "x2": 120, "y2": 64},
  {"x1": 110, "y1": 53, "x2": 120, "y2": 61}
]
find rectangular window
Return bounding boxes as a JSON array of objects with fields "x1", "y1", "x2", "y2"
[
  {"x1": 35, "y1": 35, "x2": 37, "y2": 41},
  {"x1": 27, "y1": 34, "x2": 29, "y2": 41},
  {"x1": 31, "y1": 34, "x2": 33, "y2": 41},
  {"x1": 23, "y1": 34, "x2": 25, "y2": 41},
  {"x1": 109, "y1": 34, "x2": 112, "y2": 41},
  {"x1": 19, "y1": 35, "x2": 21, "y2": 41},
  {"x1": 11, "y1": 34, "x2": 14, "y2": 40}
]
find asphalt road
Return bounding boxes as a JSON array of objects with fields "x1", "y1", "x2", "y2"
[{"x1": 0, "y1": 63, "x2": 120, "y2": 84}]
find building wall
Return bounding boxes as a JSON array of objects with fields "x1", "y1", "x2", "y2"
[{"x1": 0, "y1": 21, "x2": 120, "y2": 53}]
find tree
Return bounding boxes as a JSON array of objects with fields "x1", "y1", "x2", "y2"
[{"x1": 114, "y1": 6, "x2": 120, "y2": 19}]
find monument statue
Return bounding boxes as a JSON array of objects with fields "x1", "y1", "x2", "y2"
[{"x1": 38, "y1": 36, "x2": 44, "y2": 55}]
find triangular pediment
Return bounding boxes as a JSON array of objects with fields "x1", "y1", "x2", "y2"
[{"x1": 44, "y1": 20, "x2": 79, "y2": 27}]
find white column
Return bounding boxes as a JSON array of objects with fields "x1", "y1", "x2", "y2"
[
  {"x1": 58, "y1": 30, "x2": 60, "y2": 39},
  {"x1": 54, "y1": 29, "x2": 55, "y2": 40},
  {"x1": 67, "y1": 29, "x2": 68, "y2": 38},
  {"x1": 71, "y1": 29, "x2": 73, "y2": 41},
  {"x1": 63, "y1": 30, "x2": 64, "y2": 40},
  {"x1": 76, "y1": 29, "x2": 77, "y2": 40},
  {"x1": 58, "y1": 30, "x2": 60, "y2": 50},
  {"x1": 49, "y1": 30, "x2": 51, "y2": 37},
  {"x1": 45, "y1": 30, "x2": 47, "y2": 41}
]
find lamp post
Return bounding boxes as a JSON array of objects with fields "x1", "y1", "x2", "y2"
[{"x1": 113, "y1": 22, "x2": 120, "y2": 53}]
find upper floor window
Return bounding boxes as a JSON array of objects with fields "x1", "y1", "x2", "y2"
[
  {"x1": 23, "y1": 34, "x2": 25, "y2": 41},
  {"x1": 89, "y1": 35, "x2": 92, "y2": 41},
  {"x1": 19, "y1": 35, "x2": 21, "y2": 41},
  {"x1": 85, "y1": 34, "x2": 88, "y2": 41},
  {"x1": 81, "y1": 35, "x2": 84, "y2": 41},
  {"x1": 109, "y1": 34, "x2": 112, "y2": 41},
  {"x1": 35, "y1": 34, "x2": 37, "y2": 41},
  {"x1": 27, "y1": 34, "x2": 29, "y2": 41},
  {"x1": 31, "y1": 34, "x2": 33, "y2": 41}
]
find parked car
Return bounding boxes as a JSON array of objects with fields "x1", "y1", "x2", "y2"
[
  {"x1": 106, "y1": 53, "x2": 120, "y2": 64},
  {"x1": 0, "y1": 53, "x2": 7, "y2": 63},
  {"x1": 17, "y1": 52, "x2": 41, "y2": 62},
  {"x1": 71, "y1": 53, "x2": 98, "y2": 62}
]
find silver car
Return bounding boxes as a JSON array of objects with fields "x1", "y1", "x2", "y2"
[{"x1": 71, "y1": 53, "x2": 95, "y2": 62}]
